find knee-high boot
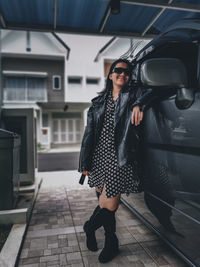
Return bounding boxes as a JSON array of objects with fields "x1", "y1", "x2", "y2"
[
  {"x1": 83, "y1": 205, "x2": 102, "y2": 251},
  {"x1": 98, "y1": 208, "x2": 119, "y2": 263}
]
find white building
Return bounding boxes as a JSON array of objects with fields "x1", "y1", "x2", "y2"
[{"x1": 1, "y1": 30, "x2": 149, "y2": 150}]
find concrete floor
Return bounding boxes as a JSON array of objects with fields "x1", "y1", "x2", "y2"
[{"x1": 17, "y1": 171, "x2": 188, "y2": 267}]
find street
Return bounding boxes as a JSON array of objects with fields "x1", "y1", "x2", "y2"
[{"x1": 38, "y1": 152, "x2": 79, "y2": 172}]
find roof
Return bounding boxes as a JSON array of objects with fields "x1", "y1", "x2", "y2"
[
  {"x1": 94, "y1": 37, "x2": 117, "y2": 61},
  {"x1": 1, "y1": 0, "x2": 200, "y2": 38},
  {"x1": 51, "y1": 32, "x2": 70, "y2": 60}
]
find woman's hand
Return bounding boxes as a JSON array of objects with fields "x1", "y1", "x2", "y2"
[
  {"x1": 131, "y1": 105, "x2": 143, "y2": 126},
  {"x1": 82, "y1": 170, "x2": 90, "y2": 176}
]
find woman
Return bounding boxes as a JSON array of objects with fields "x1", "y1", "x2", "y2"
[{"x1": 78, "y1": 58, "x2": 152, "y2": 263}]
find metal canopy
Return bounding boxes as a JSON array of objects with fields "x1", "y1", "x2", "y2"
[{"x1": 0, "y1": 0, "x2": 200, "y2": 38}]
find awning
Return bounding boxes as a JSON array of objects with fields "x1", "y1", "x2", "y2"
[{"x1": 0, "y1": 0, "x2": 200, "y2": 38}]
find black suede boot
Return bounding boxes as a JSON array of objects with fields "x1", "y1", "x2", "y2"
[
  {"x1": 98, "y1": 208, "x2": 119, "y2": 263},
  {"x1": 83, "y1": 205, "x2": 102, "y2": 251}
]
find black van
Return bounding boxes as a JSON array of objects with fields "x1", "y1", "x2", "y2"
[{"x1": 121, "y1": 19, "x2": 200, "y2": 267}]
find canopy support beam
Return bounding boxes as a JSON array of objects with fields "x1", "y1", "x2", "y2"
[
  {"x1": 51, "y1": 32, "x2": 71, "y2": 60},
  {"x1": 142, "y1": 0, "x2": 174, "y2": 36},
  {"x1": 53, "y1": 0, "x2": 58, "y2": 30},
  {"x1": 122, "y1": 0, "x2": 200, "y2": 13},
  {"x1": 0, "y1": 8, "x2": 6, "y2": 28},
  {"x1": 98, "y1": 4, "x2": 111, "y2": 33}
]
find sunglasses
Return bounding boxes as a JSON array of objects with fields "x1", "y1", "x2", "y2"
[{"x1": 112, "y1": 67, "x2": 130, "y2": 76}]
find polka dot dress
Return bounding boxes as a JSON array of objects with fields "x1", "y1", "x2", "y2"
[{"x1": 88, "y1": 89, "x2": 139, "y2": 198}]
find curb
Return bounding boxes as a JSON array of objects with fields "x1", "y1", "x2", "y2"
[
  {"x1": 0, "y1": 224, "x2": 26, "y2": 267},
  {"x1": 0, "y1": 177, "x2": 42, "y2": 267}
]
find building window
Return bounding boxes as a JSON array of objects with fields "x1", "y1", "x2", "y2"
[
  {"x1": 86, "y1": 78, "x2": 99, "y2": 85},
  {"x1": 42, "y1": 114, "x2": 49, "y2": 127},
  {"x1": 4, "y1": 76, "x2": 46, "y2": 102},
  {"x1": 52, "y1": 118, "x2": 81, "y2": 143},
  {"x1": 68, "y1": 76, "x2": 82, "y2": 84},
  {"x1": 53, "y1": 75, "x2": 61, "y2": 90}
]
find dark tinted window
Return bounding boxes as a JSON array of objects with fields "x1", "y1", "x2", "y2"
[
  {"x1": 68, "y1": 77, "x2": 82, "y2": 84},
  {"x1": 53, "y1": 76, "x2": 61, "y2": 89},
  {"x1": 86, "y1": 78, "x2": 99, "y2": 84},
  {"x1": 42, "y1": 114, "x2": 48, "y2": 127}
]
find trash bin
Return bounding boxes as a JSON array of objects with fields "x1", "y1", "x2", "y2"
[{"x1": 0, "y1": 129, "x2": 21, "y2": 210}]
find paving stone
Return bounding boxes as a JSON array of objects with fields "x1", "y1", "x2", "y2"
[
  {"x1": 40, "y1": 255, "x2": 59, "y2": 263},
  {"x1": 51, "y1": 247, "x2": 62, "y2": 255},
  {"x1": 47, "y1": 242, "x2": 58, "y2": 249},
  {"x1": 27, "y1": 227, "x2": 75, "y2": 238},
  {"x1": 58, "y1": 234, "x2": 68, "y2": 239},
  {"x1": 81, "y1": 250, "x2": 100, "y2": 256},
  {"x1": 23, "y1": 240, "x2": 31, "y2": 249},
  {"x1": 68, "y1": 259, "x2": 83, "y2": 265},
  {"x1": 59, "y1": 253, "x2": 67, "y2": 265},
  {"x1": 18, "y1": 264, "x2": 39, "y2": 267},
  {"x1": 46, "y1": 261, "x2": 59, "y2": 266},
  {"x1": 28, "y1": 249, "x2": 44, "y2": 258},
  {"x1": 43, "y1": 249, "x2": 51, "y2": 256},
  {"x1": 18, "y1": 179, "x2": 187, "y2": 267},
  {"x1": 68, "y1": 239, "x2": 78, "y2": 246},
  {"x1": 71, "y1": 263, "x2": 84, "y2": 267},
  {"x1": 140, "y1": 240, "x2": 188, "y2": 266},
  {"x1": 58, "y1": 237, "x2": 68, "y2": 247},
  {"x1": 61, "y1": 245, "x2": 80, "y2": 253},
  {"x1": 47, "y1": 235, "x2": 58, "y2": 242},
  {"x1": 20, "y1": 248, "x2": 29, "y2": 259},
  {"x1": 20, "y1": 257, "x2": 40, "y2": 265},
  {"x1": 119, "y1": 238, "x2": 137, "y2": 245},
  {"x1": 66, "y1": 251, "x2": 82, "y2": 261},
  {"x1": 30, "y1": 238, "x2": 47, "y2": 250},
  {"x1": 39, "y1": 263, "x2": 47, "y2": 267}
]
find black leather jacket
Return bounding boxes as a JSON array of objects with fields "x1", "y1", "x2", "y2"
[{"x1": 78, "y1": 87, "x2": 157, "y2": 172}]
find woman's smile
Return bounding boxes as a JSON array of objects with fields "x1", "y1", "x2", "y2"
[{"x1": 117, "y1": 76, "x2": 125, "y2": 81}]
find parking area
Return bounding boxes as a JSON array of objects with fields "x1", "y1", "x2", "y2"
[{"x1": 17, "y1": 171, "x2": 187, "y2": 267}]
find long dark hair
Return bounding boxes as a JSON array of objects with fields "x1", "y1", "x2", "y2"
[{"x1": 98, "y1": 58, "x2": 133, "y2": 95}]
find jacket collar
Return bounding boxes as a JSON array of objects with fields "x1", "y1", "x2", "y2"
[
  {"x1": 92, "y1": 87, "x2": 132, "y2": 127},
  {"x1": 92, "y1": 86, "x2": 131, "y2": 104},
  {"x1": 91, "y1": 92, "x2": 107, "y2": 105}
]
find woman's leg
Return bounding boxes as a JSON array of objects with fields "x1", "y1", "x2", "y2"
[
  {"x1": 98, "y1": 183, "x2": 120, "y2": 263},
  {"x1": 84, "y1": 184, "x2": 120, "y2": 258},
  {"x1": 99, "y1": 183, "x2": 120, "y2": 210},
  {"x1": 83, "y1": 187, "x2": 102, "y2": 251}
]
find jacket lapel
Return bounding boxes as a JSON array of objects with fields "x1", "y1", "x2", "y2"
[
  {"x1": 114, "y1": 91, "x2": 130, "y2": 127},
  {"x1": 93, "y1": 93, "x2": 107, "y2": 128}
]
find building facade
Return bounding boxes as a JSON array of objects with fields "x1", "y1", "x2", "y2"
[
  {"x1": 1, "y1": 31, "x2": 149, "y2": 150},
  {"x1": 1, "y1": 30, "x2": 79, "y2": 149}
]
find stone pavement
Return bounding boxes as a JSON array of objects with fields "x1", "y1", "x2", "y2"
[{"x1": 17, "y1": 171, "x2": 188, "y2": 267}]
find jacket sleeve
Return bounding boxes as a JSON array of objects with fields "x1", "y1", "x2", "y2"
[
  {"x1": 78, "y1": 105, "x2": 95, "y2": 172},
  {"x1": 131, "y1": 88, "x2": 159, "y2": 111}
]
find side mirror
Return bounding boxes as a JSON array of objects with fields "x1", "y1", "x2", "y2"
[{"x1": 140, "y1": 58, "x2": 194, "y2": 109}]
